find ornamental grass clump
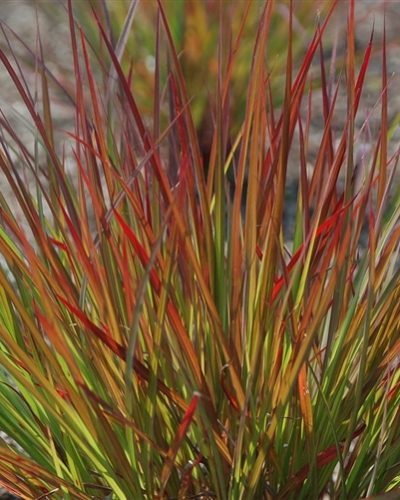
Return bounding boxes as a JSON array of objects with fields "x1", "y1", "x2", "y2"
[{"x1": 0, "y1": 0, "x2": 400, "y2": 498}]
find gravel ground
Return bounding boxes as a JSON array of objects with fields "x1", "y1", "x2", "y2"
[{"x1": 1, "y1": 0, "x2": 400, "y2": 236}]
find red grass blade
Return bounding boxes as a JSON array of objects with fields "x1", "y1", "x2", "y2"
[{"x1": 160, "y1": 392, "x2": 200, "y2": 492}]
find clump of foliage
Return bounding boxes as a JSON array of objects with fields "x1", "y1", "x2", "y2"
[{"x1": 0, "y1": 0, "x2": 399, "y2": 498}]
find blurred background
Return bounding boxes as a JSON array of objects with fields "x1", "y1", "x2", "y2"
[
  {"x1": 1, "y1": 0, "x2": 399, "y2": 155},
  {"x1": 1, "y1": 1, "x2": 399, "y2": 241}
]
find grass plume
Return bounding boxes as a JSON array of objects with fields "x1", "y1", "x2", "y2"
[{"x1": 0, "y1": 1, "x2": 399, "y2": 498}]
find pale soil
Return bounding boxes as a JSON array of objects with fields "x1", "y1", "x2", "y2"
[{"x1": 1, "y1": 1, "x2": 400, "y2": 236}]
